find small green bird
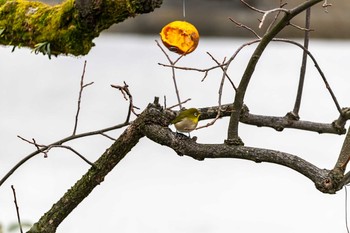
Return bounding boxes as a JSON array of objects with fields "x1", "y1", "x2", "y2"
[{"x1": 171, "y1": 108, "x2": 201, "y2": 133}]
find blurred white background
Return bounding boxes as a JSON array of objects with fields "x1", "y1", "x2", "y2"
[{"x1": 0, "y1": 34, "x2": 349, "y2": 232}]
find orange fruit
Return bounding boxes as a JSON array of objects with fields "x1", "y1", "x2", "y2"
[{"x1": 160, "y1": 21, "x2": 199, "y2": 55}]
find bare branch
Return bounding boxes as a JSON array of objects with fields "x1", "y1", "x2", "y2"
[
  {"x1": 291, "y1": 6, "x2": 312, "y2": 118},
  {"x1": 273, "y1": 38, "x2": 342, "y2": 114},
  {"x1": 17, "y1": 135, "x2": 95, "y2": 166},
  {"x1": 240, "y1": 0, "x2": 265, "y2": 14},
  {"x1": 100, "y1": 133, "x2": 117, "y2": 141},
  {"x1": 0, "y1": 122, "x2": 129, "y2": 187}
]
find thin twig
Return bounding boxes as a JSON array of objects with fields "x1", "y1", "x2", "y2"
[
  {"x1": 0, "y1": 122, "x2": 129, "y2": 187},
  {"x1": 228, "y1": 17, "x2": 261, "y2": 39},
  {"x1": 273, "y1": 38, "x2": 342, "y2": 114},
  {"x1": 17, "y1": 135, "x2": 95, "y2": 166},
  {"x1": 47, "y1": 145, "x2": 95, "y2": 167},
  {"x1": 289, "y1": 23, "x2": 314, "y2": 32},
  {"x1": 100, "y1": 133, "x2": 117, "y2": 141},
  {"x1": 240, "y1": 0, "x2": 265, "y2": 13},
  {"x1": 11, "y1": 185, "x2": 23, "y2": 233},
  {"x1": 73, "y1": 61, "x2": 94, "y2": 135},
  {"x1": 207, "y1": 52, "x2": 236, "y2": 91},
  {"x1": 111, "y1": 81, "x2": 139, "y2": 121},
  {"x1": 159, "y1": 62, "x2": 225, "y2": 75},
  {"x1": 196, "y1": 55, "x2": 231, "y2": 130},
  {"x1": 166, "y1": 98, "x2": 192, "y2": 110},
  {"x1": 259, "y1": 8, "x2": 290, "y2": 28},
  {"x1": 17, "y1": 136, "x2": 48, "y2": 158},
  {"x1": 156, "y1": 40, "x2": 183, "y2": 109},
  {"x1": 292, "y1": 5, "x2": 311, "y2": 118}
]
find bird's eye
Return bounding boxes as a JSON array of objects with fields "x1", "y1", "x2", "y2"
[{"x1": 194, "y1": 113, "x2": 197, "y2": 116}]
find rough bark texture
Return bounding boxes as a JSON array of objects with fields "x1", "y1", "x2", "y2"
[
  {"x1": 27, "y1": 109, "x2": 146, "y2": 233},
  {"x1": 0, "y1": 0, "x2": 162, "y2": 56}
]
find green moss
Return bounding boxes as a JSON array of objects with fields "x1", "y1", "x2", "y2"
[
  {"x1": 0, "y1": 0, "x2": 91, "y2": 56},
  {"x1": 0, "y1": 0, "x2": 162, "y2": 57}
]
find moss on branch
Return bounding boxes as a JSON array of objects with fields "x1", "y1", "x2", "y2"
[{"x1": 0, "y1": 0, "x2": 162, "y2": 56}]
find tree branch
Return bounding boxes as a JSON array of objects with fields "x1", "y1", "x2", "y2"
[
  {"x1": 0, "y1": 0, "x2": 162, "y2": 56},
  {"x1": 226, "y1": 0, "x2": 323, "y2": 144},
  {"x1": 141, "y1": 105, "x2": 339, "y2": 194},
  {"x1": 27, "y1": 107, "x2": 147, "y2": 233}
]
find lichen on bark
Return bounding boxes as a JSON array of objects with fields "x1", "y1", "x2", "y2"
[{"x1": 0, "y1": 0, "x2": 162, "y2": 56}]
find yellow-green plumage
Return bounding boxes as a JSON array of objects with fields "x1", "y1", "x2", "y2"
[{"x1": 171, "y1": 108, "x2": 201, "y2": 133}]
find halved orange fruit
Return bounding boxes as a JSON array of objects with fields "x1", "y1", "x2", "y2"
[{"x1": 160, "y1": 21, "x2": 199, "y2": 55}]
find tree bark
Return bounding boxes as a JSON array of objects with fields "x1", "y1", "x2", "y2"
[{"x1": 27, "y1": 112, "x2": 145, "y2": 233}]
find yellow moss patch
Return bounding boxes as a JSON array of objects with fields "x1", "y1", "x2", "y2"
[{"x1": 160, "y1": 21, "x2": 199, "y2": 55}]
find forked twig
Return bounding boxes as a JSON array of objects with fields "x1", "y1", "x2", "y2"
[
  {"x1": 266, "y1": 1, "x2": 288, "y2": 33},
  {"x1": 17, "y1": 136, "x2": 48, "y2": 158},
  {"x1": 206, "y1": 52, "x2": 236, "y2": 90},
  {"x1": 156, "y1": 40, "x2": 184, "y2": 109},
  {"x1": 1, "y1": 122, "x2": 129, "y2": 187},
  {"x1": 111, "y1": 81, "x2": 139, "y2": 122},
  {"x1": 273, "y1": 38, "x2": 342, "y2": 114},
  {"x1": 17, "y1": 135, "x2": 95, "y2": 166},
  {"x1": 240, "y1": 0, "x2": 289, "y2": 29},
  {"x1": 73, "y1": 60, "x2": 94, "y2": 136}
]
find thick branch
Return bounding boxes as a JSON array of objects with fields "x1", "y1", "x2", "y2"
[
  {"x1": 141, "y1": 116, "x2": 337, "y2": 194},
  {"x1": 0, "y1": 0, "x2": 162, "y2": 56},
  {"x1": 198, "y1": 104, "x2": 346, "y2": 135},
  {"x1": 27, "y1": 114, "x2": 145, "y2": 233}
]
